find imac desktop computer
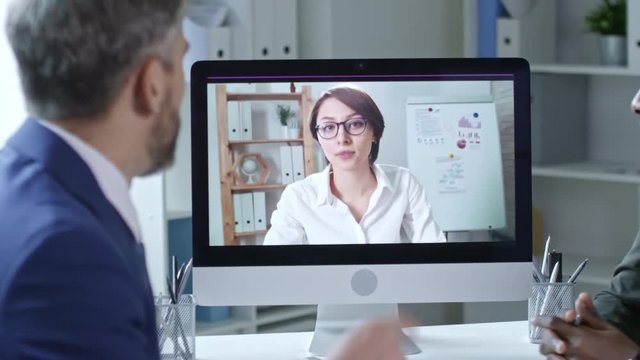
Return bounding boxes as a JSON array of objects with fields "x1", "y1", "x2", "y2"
[{"x1": 190, "y1": 58, "x2": 532, "y2": 354}]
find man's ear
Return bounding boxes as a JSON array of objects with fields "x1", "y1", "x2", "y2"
[{"x1": 133, "y1": 58, "x2": 166, "y2": 116}]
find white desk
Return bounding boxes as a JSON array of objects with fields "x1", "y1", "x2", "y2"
[{"x1": 196, "y1": 320, "x2": 541, "y2": 359}]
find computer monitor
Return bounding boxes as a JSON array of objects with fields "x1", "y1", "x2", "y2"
[{"x1": 190, "y1": 58, "x2": 531, "y2": 350}]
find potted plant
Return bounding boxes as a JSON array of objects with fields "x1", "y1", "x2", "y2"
[
  {"x1": 276, "y1": 104, "x2": 297, "y2": 138},
  {"x1": 286, "y1": 116, "x2": 300, "y2": 139},
  {"x1": 585, "y1": 0, "x2": 627, "y2": 65}
]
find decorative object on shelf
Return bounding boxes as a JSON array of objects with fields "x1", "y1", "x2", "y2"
[
  {"x1": 232, "y1": 153, "x2": 269, "y2": 185},
  {"x1": 585, "y1": 0, "x2": 627, "y2": 65},
  {"x1": 276, "y1": 104, "x2": 297, "y2": 138},
  {"x1": 240, "y1": 158, "x2": 260, "y2": 183},
  {"x1": 501, "y1": 0, "x2": 538, "y2": 19},
  {"x1": 290, "y1": 82, "x2": 296, "y2": 93}
]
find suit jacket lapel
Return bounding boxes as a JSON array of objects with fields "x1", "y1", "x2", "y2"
[{"x1": 7, "y1": 118, "x2": 139, "y2": 257}]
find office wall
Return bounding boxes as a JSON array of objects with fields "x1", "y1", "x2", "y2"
[
  {"x1": 0, "y1": 1, "x2": 27, "y2": 146},
  {"x1": 298, "y1": 0, "x2": 464, "y2": 59}
]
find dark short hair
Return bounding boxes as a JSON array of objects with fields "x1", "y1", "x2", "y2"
[
  {"x1": 5, "y1": 0, "x2": 185, "y2": 121},
  {"x1": 309, "y1": 85, "x2": 385, "y2": 163}
]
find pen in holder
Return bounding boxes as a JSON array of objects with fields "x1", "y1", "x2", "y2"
[
  {"x1": 528, "y1": 282, "x2": 575, "y2": 343},
  {"x1": 155, "y1": 294, "x2": 196, "y2": 360}
]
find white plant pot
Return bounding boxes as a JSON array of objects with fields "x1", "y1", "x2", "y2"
[
  {"x1": 281, "y1": 125, "x2": 289, "y2": 139},
  {"x1": 288, "y1": 128, "x2": 300, "y2": 139},
  {"x1": 598, "y1": 35, "x2": 627, "y2": 66}
]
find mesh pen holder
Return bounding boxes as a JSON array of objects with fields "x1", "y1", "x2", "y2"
[
  {"x1": 528, "y1": 283, "x2": 575, "y2": 343},
  {"x1": 155, "y1": 294, "x2": 196, "y2": 360}
]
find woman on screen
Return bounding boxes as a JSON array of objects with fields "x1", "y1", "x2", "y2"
[{"x1": 264, "y1": 85, "x2": 445, "y2": 245}]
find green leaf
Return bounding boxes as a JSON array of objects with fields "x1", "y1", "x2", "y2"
[{"x1": 584, "y1": 0, "x2": 626, "y2": 35}]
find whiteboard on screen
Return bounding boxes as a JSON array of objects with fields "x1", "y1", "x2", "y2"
[{"x1": 406, "y1": 96, "x2": 506, "y2": 231}]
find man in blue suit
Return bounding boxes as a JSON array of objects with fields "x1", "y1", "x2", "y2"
[
  {"x1": 0, "y1": 1, "x2": 187, "y2": 358},
  {"x1": 0, "y1": 1, "x2": 409, "y2": 359}
]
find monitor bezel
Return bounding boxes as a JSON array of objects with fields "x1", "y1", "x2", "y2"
[{"x1": 191, "y1": 58, "x2": 531, "y2": 267}]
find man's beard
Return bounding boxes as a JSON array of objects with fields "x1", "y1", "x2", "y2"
[{"x1": 142, "y1": 91, "x2": 180, "y2": 176}]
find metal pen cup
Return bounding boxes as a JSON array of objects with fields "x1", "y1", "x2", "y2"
[
  {"x1": 528, "y1": 282, "x2": 575, "y2": 343},
  {"x1": 155, "y1": 294, "x2": 196, "y2": 359}
]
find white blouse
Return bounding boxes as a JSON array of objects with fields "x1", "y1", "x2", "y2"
[{"x1": 263, "y1": 164, "x2": 446, "y2": 245}]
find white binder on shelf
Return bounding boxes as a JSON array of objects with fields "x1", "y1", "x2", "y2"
[
  {"x1": 240, "y1": 102, "x2": 253, "y2": 140},
  {"x1": 274, "y1": 0, "x2": 297, "y2": 59},
  {"x1": 496, "y1": 19, "x2": 520, "y2": 58},
  {"x1": 240, "y1": 192, "x2": 255, "y2": 232},
  {"x1": 252, "y1": 192, "x2": 267, "y2": 231},
  {"x1": 227, "y1": 101, "x2": 241, "y2": 141},
  {"x1": 208, "y1": 27, "x2": 232, "y2": 60},
  {"x1": 291, "y1": 145, "x2": 305, "y2": 181},
  {"x1": 279, "y1": 145, "x2": 294, "y2": 184},
  {"x1": 232, "y1": 194, "x2": 243, "y2": 233},
  {"x1": 495, "y1": 1, "x2": 555, "y2": 63},
  {"x1": 252, "y1": 0, "x2": 275, "y2": 59}
]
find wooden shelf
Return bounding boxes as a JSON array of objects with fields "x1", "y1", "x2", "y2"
[
  {"x1": 257, "y1": 317, "x2": 317, "y2": 334},
  {"x1": 217, "y1": 84, "x2": 316, "y2": 245},
  {"x1": 235, "y1": 229, "x2": 268, "y2": 237},
  {"x1": 166, "y1": 209, "x2": 192, "y2": 220},
  {"x1": 532, "y1": 161, "x2": 640, "y2": 184},
  {"x1": 196, "y1": 319, "x2": 252, "y2": 336},
  {"x1": 531, "y1": 63, "x2": 640, "y2": 77},
  {"x1": 231, "y1": 184, "x2": 287, "y2": 191},
  {"x1": 229, "y1": 138, "x2": 303, "y2": 145},
  {"x1": 228, "y1": 92, "x2": 303, "y2": 101},
  {"x1": 256, "y1": 306, "x2": 317, "y2": 326},
  {"x1": 196, "y1": 307, "x2": 317, "y2": 336}
]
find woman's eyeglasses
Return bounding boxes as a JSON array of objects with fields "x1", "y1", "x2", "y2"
[{"x1": 315, "y1": 118, "x2": 368, "y2": 139}]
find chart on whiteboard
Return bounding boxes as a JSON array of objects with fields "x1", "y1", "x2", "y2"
[
  {"x1": 406, "y1": 96, "x2": 506, "y2": 231},
  {"x1": 436, "y1": 155, "x2": 465, "y2": 194}
]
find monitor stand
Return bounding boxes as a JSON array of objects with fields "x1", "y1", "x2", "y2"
[{"x1": 308, "y1": 303, "x2": 421, "y2": 356}]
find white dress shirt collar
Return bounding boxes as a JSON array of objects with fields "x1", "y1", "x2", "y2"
[
  {"x1": 316, "y1": 164, "x2": 395, "y2": 206},
  {"x1": 38, "y1": 120, "x2": 142, "y2": 242}
]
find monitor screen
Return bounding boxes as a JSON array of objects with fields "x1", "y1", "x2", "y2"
[{"x1": 191, "y1": 58, "x2": 531, "y2": 306}]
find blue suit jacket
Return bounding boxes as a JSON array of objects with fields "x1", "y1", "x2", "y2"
[{"x1": 0, "y1": 119, "x2": 160, "y2": 359}]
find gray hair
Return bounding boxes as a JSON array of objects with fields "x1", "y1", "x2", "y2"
[{"x1": 5, "y1": 0, "x2": 185, "y2": 121}]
